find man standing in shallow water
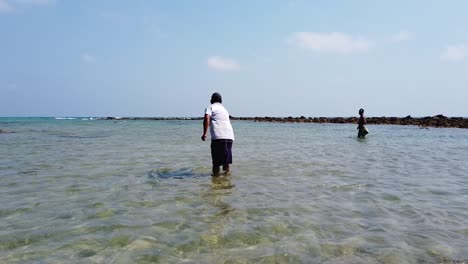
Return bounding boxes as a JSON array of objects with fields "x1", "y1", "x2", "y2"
[
  {"x1": 357, "y1": 108, "x2": 368, "y2": 138},
  {"x1": 201, "y1": 93, "x2": 235, "y2": 176}
]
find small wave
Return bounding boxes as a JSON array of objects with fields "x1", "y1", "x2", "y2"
[
  {"x1": 44, "y1": 130, "x2": 111, "y2": 139},
  {"x1": 58, "y1": 133, "x2": 110, "y2": 139},
  {"x1": 332, "y1": 183, "x2": 369, "y2": 191},
  {"x1": 55, "y1": 117, "x2": 77, "y2": 120}
]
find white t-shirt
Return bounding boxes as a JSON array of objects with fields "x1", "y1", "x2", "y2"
[{"x1": 205, "y1": 103, "x2": 235, "y2": 141}]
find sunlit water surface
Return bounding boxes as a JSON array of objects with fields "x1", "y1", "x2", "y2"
[{"x1": 1, "y1": 118, "x2": 467, "y2": 263}]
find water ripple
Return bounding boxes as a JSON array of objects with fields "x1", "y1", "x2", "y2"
[{"x1": 1, "y1": 120, "x2": 467, "y2": 263}]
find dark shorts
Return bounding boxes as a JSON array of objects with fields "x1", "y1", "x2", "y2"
[
  {"x1": 211, "y1": 139, "x2": 233, "y2": 166},
  {"x1": 358, "y1": 126, "x2": 369, "y2": 138}
]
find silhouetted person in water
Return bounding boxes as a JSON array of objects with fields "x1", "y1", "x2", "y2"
[
  {"x1": 201, "y1": 93, "x2": 235, "y2": 176},
  {"x1": 357, "y1": 108, "x2": 368, "y2": 138}
]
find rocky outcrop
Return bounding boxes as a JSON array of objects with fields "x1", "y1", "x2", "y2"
[
  {"x1": 236, "y1": 115, "x2": 467, "y2": 129},
  {"x1": 99, "y1": 115, "x2": 468, "y2": 129}
]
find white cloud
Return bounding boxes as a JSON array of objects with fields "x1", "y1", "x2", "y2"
[
  {"x1": 391, "y1": 30, "x2": 413, "y2": 42},
  {"x1": 81, "y1": 53, "x2": 96, "y2": 64},
  {"x1": 440, "y1": 45, "x2": 468, "y2": 62},
  {"x1": 0, "y1": 0, "x2": 13, "y2": 13},
  {"x1": 290, "y1": 32, "x2": 374, "y2": 54},
  {"x1": 207, "y1": 56, "x2": 240, "y2": 72}
]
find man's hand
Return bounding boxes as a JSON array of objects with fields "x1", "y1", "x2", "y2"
[{"x1": 201, "y1": 134, "x2": 207, "y2": 141}]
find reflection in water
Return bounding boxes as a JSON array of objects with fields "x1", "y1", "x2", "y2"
[
  {"x1": 210, "y1": 176, "x2": 235, "y2": 216},
  {"x1": 210, "y1": 176, "x2": 235, "y2": 190},
  {"x1": 196, "y1": 176, "x2": 236, "y2": 250}
]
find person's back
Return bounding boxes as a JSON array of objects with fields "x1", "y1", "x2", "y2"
[
  {"x1": 207, "y1": 102, "x2": 234, "y2": 141},
  {"x1": 201, "y1": 93, "x2": 235, "y2": 176}
]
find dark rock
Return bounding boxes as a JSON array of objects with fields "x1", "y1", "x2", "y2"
[
  {"x1": 95, "y1": 115, "x2": 467, "y2": 129},
  {"x1": 0, "y1": 129, "x2": 14, "y2": 134},
  {"x1": 433, "y1": 114, "x2": 447, "y2": 119}
]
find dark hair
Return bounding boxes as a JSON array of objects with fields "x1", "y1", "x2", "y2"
[
  {"x1": 359, "y1": 108, "x2": 364, "y2": 115},
  {"x1": 210, "y1": 92, "x2": 222, "y2": 104}
]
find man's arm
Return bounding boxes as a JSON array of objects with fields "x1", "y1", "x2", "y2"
[{"x1": 201, "y1": 114, "x2": 210, "y2": 141}]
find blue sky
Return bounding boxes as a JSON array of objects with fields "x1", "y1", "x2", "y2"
[{"x1": 1, "y1": 0, "x2": 467, "y2": 117}]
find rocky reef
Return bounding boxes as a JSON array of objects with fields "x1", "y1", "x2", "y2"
[
  {"x1": 100, "y1": 115, "x2": 467, "y2": 129},
  {"x1": 233, "y1": 115, "x2": 468, "y2": 128}
]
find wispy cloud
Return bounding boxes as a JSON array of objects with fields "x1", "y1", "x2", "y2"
[
  {"x1": 13, "y1": 0, "x2": 55, "y2": 5},
  {"x1": 81, "y1": 53, "x2": 96, "y2": 64},
  {"x1": 207, "y1": 56, "x2": 240, "y2": 72},
  {"x1": 0, "y1": 0, "x2": 13, "y2": 13},
  {"x1": 7, "y1": 83, "x2": 17, "y2": 91},
  {"x1": 440, "y1": 45, "x2": 468, "y2": 62},
  {"x1": 391, "y1": 30, "x2": 413, "y2": 42},
  {"x1": 290, "y1": 32, "x2": 374, "y2": 54},
  {"x1": 0, "y1": 0, "x2": 54, "y2": 13},
  {"x1": 1, "y1": 82, "x2": 17, "y2": 92},
  {"x1": 287, "y1": 0, "x2": 296, "y2": 8}
]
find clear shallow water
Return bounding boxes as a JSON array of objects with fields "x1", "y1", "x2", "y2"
[{"x1": 1, "y1": 118, "x2": 467, "y2": 263}]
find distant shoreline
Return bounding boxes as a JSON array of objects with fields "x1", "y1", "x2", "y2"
[{"x1": 100, "y1": 115, "x2": 468, "y2": 129}]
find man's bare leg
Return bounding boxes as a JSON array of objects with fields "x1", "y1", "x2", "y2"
[
  {"x1": 223, "y1": 164, "x2": 231, "y2": 175},
  {"x1": 212, "y1": 166, "x2": 220, "y2": 177}
]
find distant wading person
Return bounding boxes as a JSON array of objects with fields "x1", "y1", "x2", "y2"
[
  {"x1": 201, "y1": 93, "x2": 235, "y2": 176},
  {"x1": 357, "y1": 108, "x2": 368, "y2": 138}
]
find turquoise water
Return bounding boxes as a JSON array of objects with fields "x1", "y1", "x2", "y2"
[{"x1": 1, "y1": 117, "x2": 467, "y2": 263}]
